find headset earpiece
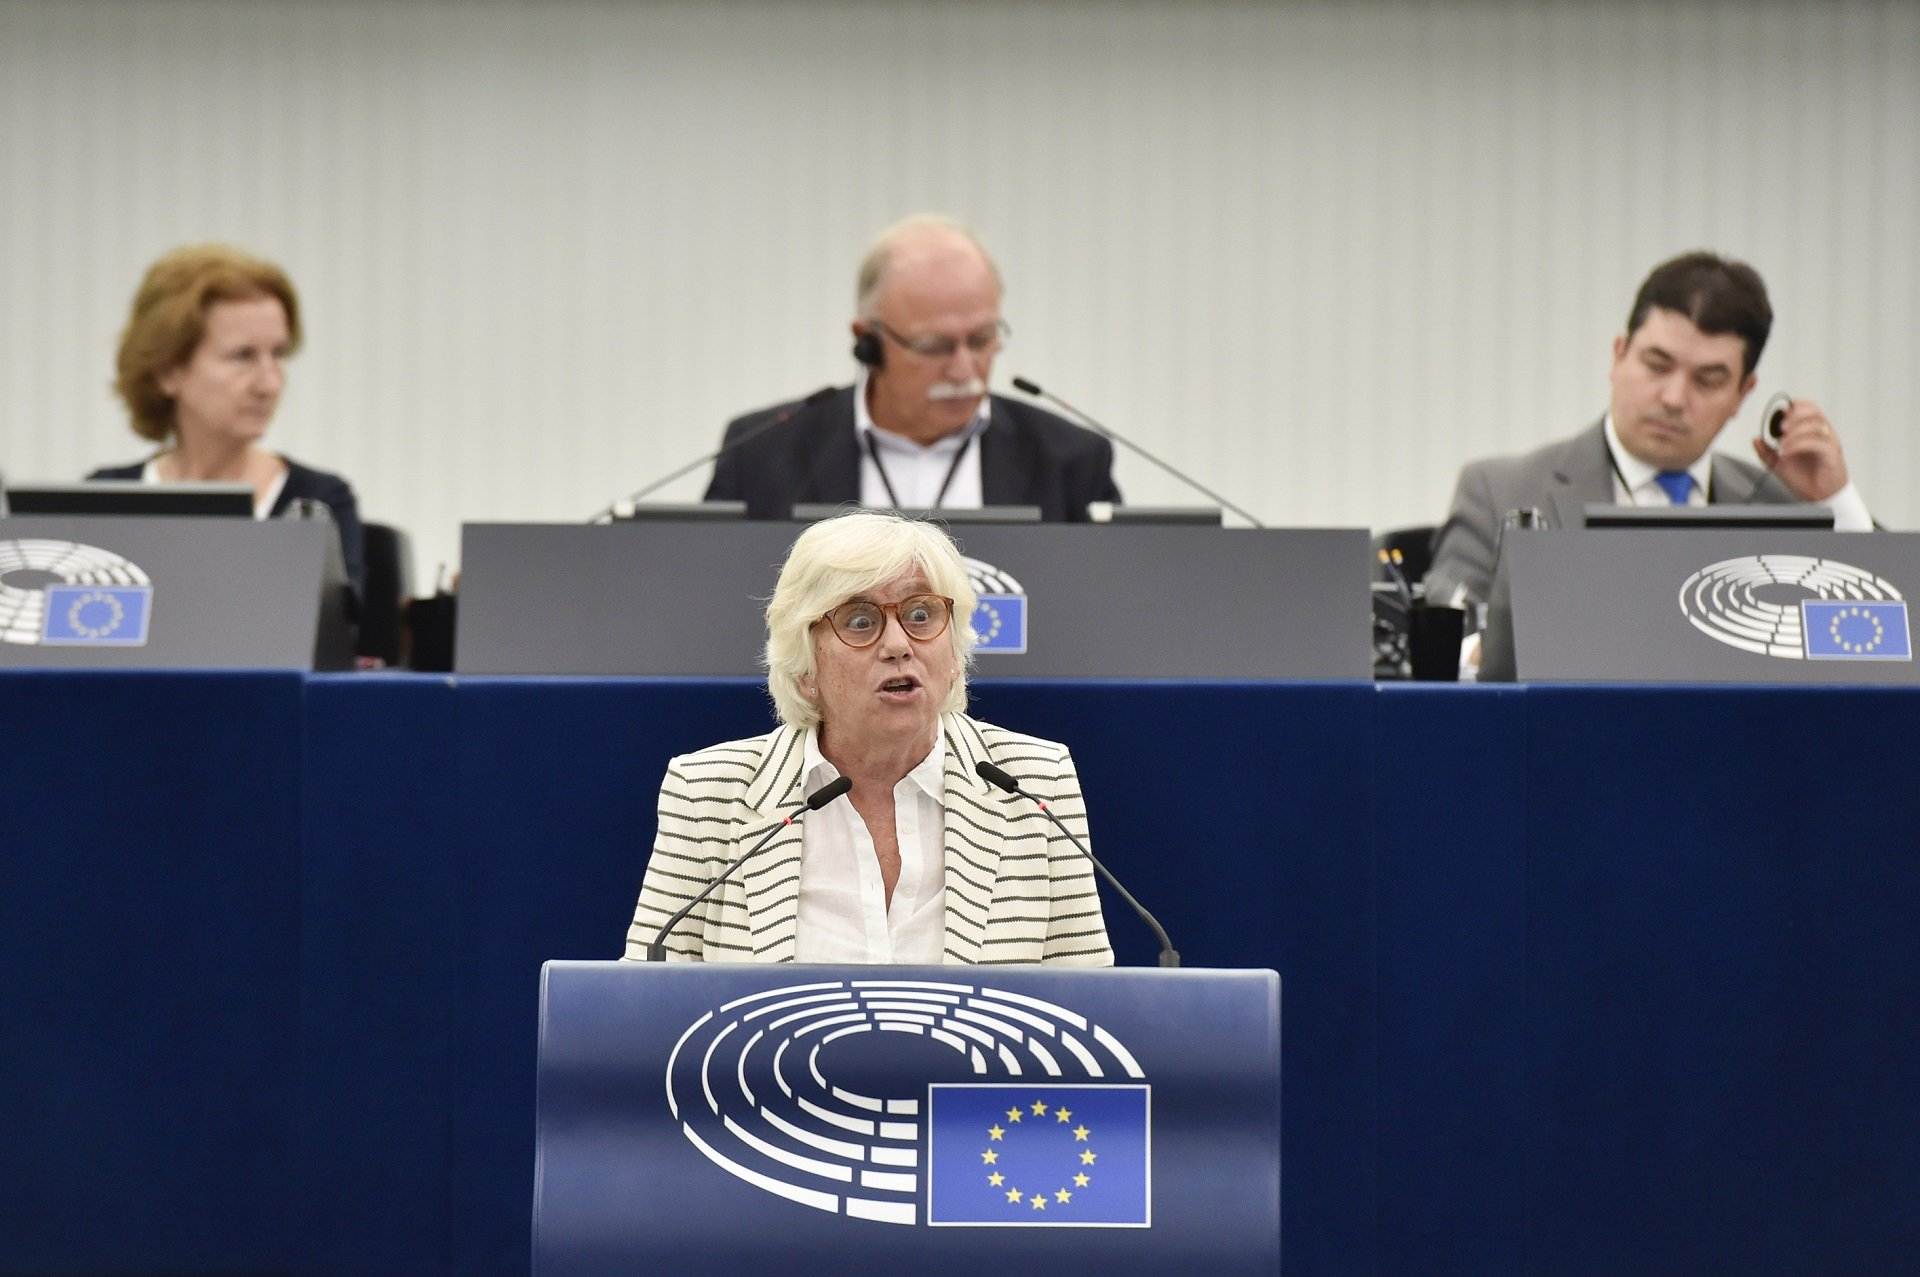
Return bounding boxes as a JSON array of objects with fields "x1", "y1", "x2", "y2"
[
  {"x1": 852, "y1": 328, "x2": 884, "y2": 369},
  {"x1": 1760, "y1": 391, "x2": 1792, "y2": 444}
]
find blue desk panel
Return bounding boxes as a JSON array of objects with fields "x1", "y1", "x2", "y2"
[
  {"x1": 0, "y1": 670, "x2": 304, "y2": 1274},
  {"x1": 1372, "y1": 683, "x2": 1532, "y2": 1274},
  {"x1": 533, "y1": 964, "x2": 1281, "y2": 1276},
  {"x1": 1520, "y1": 686, "x2": 1920, "y2": 1275},
  {"x1": 3, "y1": 673, "x2": 1916, "y2": 1276},
  {"x1": 295, "y1": 675, "x2": 461, "y2": 1274}
]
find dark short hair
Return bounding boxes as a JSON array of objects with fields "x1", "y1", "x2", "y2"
[{"x1": 1625, "y1": 251, "x2": 1772, "y2": 377}]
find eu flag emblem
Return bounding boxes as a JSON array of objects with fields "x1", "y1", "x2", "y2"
[
  {"x1": 40, "y1": 586, "x2": 152, "y2": 646},
  {"x1": 971, "y1": 594, "x2": 1027, "y2": 653},
  {"x1": 926, "y1": 1084, "x2": 1150, "y2": 1227},
  {"x1": 1802, "y1": 600, "x2": 1912, "y2": 661}
]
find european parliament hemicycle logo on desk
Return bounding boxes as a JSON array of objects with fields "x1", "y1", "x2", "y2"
[
  {"x1": 0, "y1": 539, "x2": 154, "y2": 647},
  {"x1": 1677, "y1": 554, "x2": 1911, "y2": 662},
  {"x1": 662, "y1": 980, "x2": 1151, "y2": 1229}
]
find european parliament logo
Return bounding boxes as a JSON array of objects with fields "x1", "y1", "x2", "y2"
[
  {"x1": 964, "y1": 555, "x2": 1028, "y2": 654},
  {"x1": 663, "y1": 980, "x2": 1151, "y2": 1228},
  {"x1": 0, "y1": 539, "x2": 153, "y2": 647},
  {"x1": 1802, "y1": 601, "x2": 1911, "y2": 660},
  {"x1": 1677, "y1": 555, "x2": 1911, "y2": 662},
  {"x1": 926, "y1": 1084, "x2": 1149, "y2": 1227}
]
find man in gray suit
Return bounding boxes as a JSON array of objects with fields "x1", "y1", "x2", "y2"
[{"x1": 1427, "y1": 251, "x2": 1872, "y2": 613}]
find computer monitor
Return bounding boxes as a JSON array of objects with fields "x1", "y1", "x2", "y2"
[
  {"x1": 791, "y1": 504, "x2": 1042, "y2": 524},
  {"x1": 1103, "y1": 505, "x2": 1223, "y2": 526},
  {"x1": 3, "y1": 481, "x2": 254, "y2": 518},
  {"x1": 612, "y1": 501, "x2": 748, "y2": 521},
  {"x1": 1578, "y1": 502, "x2": 1835, "y2": 531}
]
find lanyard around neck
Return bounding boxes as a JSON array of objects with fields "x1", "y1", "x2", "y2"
[{"x1": 863, "y1": 428, "x2": 976, "y2": 512}]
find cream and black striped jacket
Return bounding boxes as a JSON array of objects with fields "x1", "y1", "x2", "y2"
[{"x1": 623, "y1": 713, "x2": 1114, "y2": 966}]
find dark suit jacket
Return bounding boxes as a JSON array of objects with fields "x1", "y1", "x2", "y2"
[
  {"x1": 88, "y1": 454, "x2": 366, "y2": 599},
  {"x1": 703, "y1": 386, "x2": 1120, "y2": 521},
  {"x1": 1425, "y1": 419, "x2": 1799, "y2": 608}
]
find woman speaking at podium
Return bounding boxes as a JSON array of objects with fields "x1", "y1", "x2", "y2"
[
  {"x1": 90, "y1": 243, "x2": 365, "y2": 598},
  {"x1": 625, "y1": 511, "x2": 1113, "y2": 966}
]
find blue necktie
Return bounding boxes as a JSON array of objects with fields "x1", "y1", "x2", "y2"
[{"x1": 1654, "y1": 470, "x2": 1694, "y2": 505}]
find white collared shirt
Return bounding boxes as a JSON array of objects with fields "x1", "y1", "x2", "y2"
[
  {"x1": 853, "y1": 368, "x2": 989, "y2": 511},
  {"x1": 1601, "y1": 414, "x2": 1872, "y2": 529},
  {"x1": 1601, "y1": 414, "x2": 1713, "y2": 507},
  {"x1": 793, "y1": 727, "x2": 948, "y2": 965}
]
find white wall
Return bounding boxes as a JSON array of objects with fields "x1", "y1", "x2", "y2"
[{"x1": 3, "y1": 0, "x2": 1914, "y2": 582}]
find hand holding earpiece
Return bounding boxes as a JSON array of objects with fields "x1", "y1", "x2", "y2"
[{"x1": 1752, "y1": 396, "x2": 1849, "y2": 501}]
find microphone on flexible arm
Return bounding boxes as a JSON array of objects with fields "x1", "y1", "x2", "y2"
[
  {"x1": 1009, "y1": 375, "x2": 1265, "y2": 528},
  {"x1": 588, "y1": 385, "x2": 837, "y2": 523},
  {"x1": 645, "y1": 775, "x2": 852, "y2": 962},
  {"x1": 973, "y1": 759, "x2": 1181, "y2": 968}
]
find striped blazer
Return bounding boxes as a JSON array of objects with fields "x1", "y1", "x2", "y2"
[{"x1": 623, "y1": 713, "x2": 1114, "y2": 966}]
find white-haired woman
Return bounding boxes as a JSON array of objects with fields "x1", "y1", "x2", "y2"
[{"x1": 624, "y1": 511, "x2": 1112, "y2": 965}]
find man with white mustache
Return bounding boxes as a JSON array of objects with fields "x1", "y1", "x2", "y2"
[
  {"x1": 1426, "y1": 250, "x2": 1872, "y2": 617},
  {"x1": 707, "y1": 214, "x2": 1120, "y2": 521}
]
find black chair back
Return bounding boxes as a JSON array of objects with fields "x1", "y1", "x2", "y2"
[{"x1": 356, "y1": 521, "x2": 414, "y2": 666}]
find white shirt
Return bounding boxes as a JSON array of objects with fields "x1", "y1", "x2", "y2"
[
  {"x1": 139, "y1": 456, "x2": 287, "y2": 520},
  {"x1": 853, "y1": 368, "x2": 989, "y2": 511},
  {"x1": 792, "y1": 728, "x2": 948, "y2": 965},
  {"x1": 1601, "y1": 414, "x2": 1872, "y2": 529}
]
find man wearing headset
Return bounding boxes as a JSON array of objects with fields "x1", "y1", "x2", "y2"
[
  {"x1": 706, "y1": 214, "x2": 1120, "y2": 521},
  {"x1": 1426, "y1": 250, "x2": 1872, "y2": 620}
]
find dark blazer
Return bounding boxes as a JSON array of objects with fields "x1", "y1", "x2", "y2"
[
  {"x1": 88, "y1": 455, "x2": 366, "y2": 599},
  {"x1": 1426, "y1": 419, "x2": 1800, "y2": 607},
  {"x1": 704, "y1": 386, "x2": 1121, "y2": 521}
]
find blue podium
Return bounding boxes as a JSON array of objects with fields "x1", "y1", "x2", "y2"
[{"x1": 534, "y1": 963, "x2": 1281, "y2": 1275}]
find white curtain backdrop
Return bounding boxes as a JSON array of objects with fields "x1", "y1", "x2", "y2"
[{"x1": 3, "y1": 0, "x2": 1914, "y2": 581}]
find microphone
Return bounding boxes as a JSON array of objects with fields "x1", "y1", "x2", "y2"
[
  {"x1": 1009, "y1": 375, "x2": 1265, "y2": 528},
  {"x1": 645, "y1": 774, "x2": 852, "y2": 962},
  {"x1": 973, "y1": 759, "x2": 1181, "y2": 968},
  {"x1": 589, "y1": 386, "x2": 836, "y2": 523}
]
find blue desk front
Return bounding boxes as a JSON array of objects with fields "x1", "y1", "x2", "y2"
[
  {"x1": 2, "y1": 673, "x2": 1915, "y2": 1275},
  {"x1": 533, "y1": 963, "x2": 1281, "y2": 1276}
]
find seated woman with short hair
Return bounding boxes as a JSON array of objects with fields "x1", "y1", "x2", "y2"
[
  {"x1": 626, "y1": 510, "x2": 1113, "y2": 965},
  {"x1": 91, "y1": 243, "x2": 365, "y2": 598}
]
